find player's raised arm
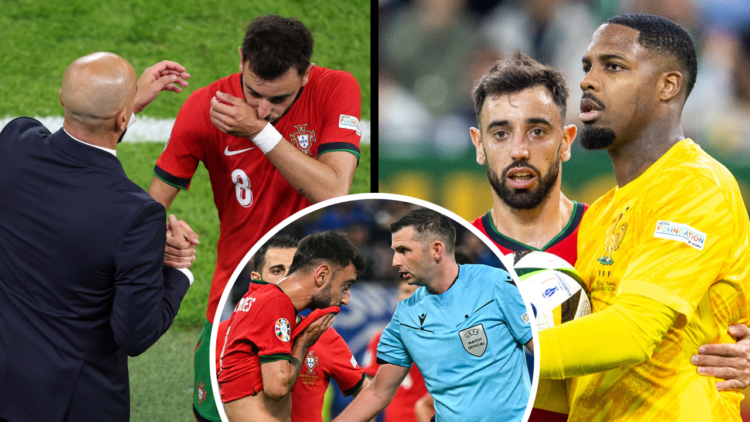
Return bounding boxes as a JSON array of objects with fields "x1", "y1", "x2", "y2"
[
  {"x1": 210, "y1": 89, "x2": 358, "y2": 203},
  {"x1": 261, "y1": 314, "x2": 335, "y2": 400},
  {"x1": 333, "y1": 363, "x2": 411, "y2": 422}
]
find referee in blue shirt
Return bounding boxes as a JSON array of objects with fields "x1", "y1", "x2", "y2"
[{"x1": 334, "y1": 209, "x2": 534, "y2": 422}]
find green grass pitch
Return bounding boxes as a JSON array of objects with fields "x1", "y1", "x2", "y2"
[{"x1": 1, "y1": 1, "x2": 370, "y2": 420}]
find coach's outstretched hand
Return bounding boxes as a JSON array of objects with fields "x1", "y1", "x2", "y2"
[
  {"x1": 164, "y1": 214, "x2": 199, "y2": 269},
  {"x1": 691, "y1": 323, "x2": 750, "y2": 390},
  {"x1": 210, "y1": 91, "x2": 267, "y2": 140},
  {"x1": 134, "y1": 61, "x2": 191, "y2": 114}
]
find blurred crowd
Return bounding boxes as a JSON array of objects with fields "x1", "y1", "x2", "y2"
[
  {"x1": 379, "y1": 0, "x2": 750, "y2": 159},
  {"x1": 223, "y1": 200, "x2": 504, "y2": 318}
]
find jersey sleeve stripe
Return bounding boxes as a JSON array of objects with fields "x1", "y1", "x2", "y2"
[
  {"x1": 317, "y1": 142, "x2": 361, "y2": 161},
  {"x1": 375, "y1": 356, "x2": 411, "y2": 368},
  {"x1": 259, "y1": 353, "x2": 292, "y2": 363},
  {"x1": 154, "y1": 164, "x2": 191, "y2": 190},
  {"x1": 342, "y1": 372, "x2": 367, "y2": 397}
]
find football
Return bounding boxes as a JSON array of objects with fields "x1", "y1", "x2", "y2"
[{"x1": 511, "y1": 250, "x2": 591, "y2": 330}]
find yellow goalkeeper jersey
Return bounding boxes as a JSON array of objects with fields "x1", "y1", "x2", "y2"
[{"x1": 571, "y1": 139, "x2": 750, "y2": 421}]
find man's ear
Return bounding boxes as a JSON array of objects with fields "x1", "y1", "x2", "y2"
[
  {"x1": 470, "y1": 127, "x2": 486, "y2": 166},
  {"x1": 238, "y1": 47, "x2": 244, "y2": 73},
  {"x1": 301, "y1": 63, "x2": 315, "y2": 87},
  {"x1": 313, "y1": 263, "x2": 331, "y2": 287},
  {"x1": 660, "y1": 70, "x2": 683, "y2": 102},
  {"x1": 59, "y1": 88, "x2": 64, "y2": 107},
  {"x1": 560, "y1": 124, "x2": 577, "y2": 162},
  {"x1": 116, "y1": 108, "x2": 129, "y2": 132},
  {"x1": 431, "y1": 240, "x2": 445, "y2": 262},
  {"x1": 251, "y1": 271, "x2": 261, "y2": 281}
]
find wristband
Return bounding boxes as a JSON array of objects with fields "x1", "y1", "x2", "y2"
[{"x1": 252, "y1": 122, "x2": 283, "y2": 154}]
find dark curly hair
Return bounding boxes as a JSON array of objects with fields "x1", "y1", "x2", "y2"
[
  {"x1": 472, "y1": 52, "x2": 569, "y2": 125},
  {"x1": 241, "y1": 15, "x2": 314, "y2": 80},
  {"x1": 286, "y1": 231, "x2": 366, "y2": 277}
]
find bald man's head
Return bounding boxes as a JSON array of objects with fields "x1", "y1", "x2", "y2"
[{"x1": 60, "y1": 52, "x2": 136, "y2": 134}]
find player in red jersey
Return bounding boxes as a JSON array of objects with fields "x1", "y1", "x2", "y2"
[
  {"x1": 361, "y1": 280, "x2": 428, "y2": 422},
  {"x1": 468, "y1": 52, "x2": 582, "y2": 266},
  {"x1": 145, "y1": 15, "x2": 363, "y2": 422},
  {"x1": 223, "y1": 234, "x2": 369, "y2": 422},
  {"x1": 466, "y1": 52, "x2": 750, "y2": 421},
  {"x1": 218, "y1": 231, "x2": 366, "y2": 422}
]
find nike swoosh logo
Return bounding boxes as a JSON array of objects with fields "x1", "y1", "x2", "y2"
[{"x1": 224, "y1": 146, "x2": 255, "y2": 156}]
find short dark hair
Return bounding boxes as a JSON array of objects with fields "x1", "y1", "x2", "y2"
[
  {"x1": 606, "y1": 13, "x2": 698, "y2": 99},
  {"x1": 389, "y1": 209, "x2": 457, "y2": 253},
  {"x1": 253, "y1": 235, "x2": 299, "y2": 273},
  {"x1": 472, "y1": 52, "x2": 569, "y2": 125},
  {"x1": 286, "y1": 231, "x2": 366, "y2": 277},
  {"x1": 241, "y1": 14, "x2": 314, "y2": 80}
]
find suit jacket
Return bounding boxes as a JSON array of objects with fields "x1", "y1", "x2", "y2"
[{"x1": 0, "y1": 118, "x2": 191, "y2": 422}]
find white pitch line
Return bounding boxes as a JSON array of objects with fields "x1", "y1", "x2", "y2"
[{"x1": 0, "y1": 116, "x2": 371, "y2": 145}]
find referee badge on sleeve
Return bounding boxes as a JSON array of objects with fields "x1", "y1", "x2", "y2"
[{"x1": 459, "y1": 323, "x2": 487, "y2": 357}]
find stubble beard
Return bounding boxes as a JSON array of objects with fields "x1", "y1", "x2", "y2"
[
  {"x1": 309, "y1": 280, "x2": 334, "y2": 309},
  {"x1": 488, "y1": 158, "x2": 560, "y2": 210}
]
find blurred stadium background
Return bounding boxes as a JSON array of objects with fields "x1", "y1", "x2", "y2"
[
  {"x1": 379, "y1": 0, "x2": 750, "y2": 219},
  {"x1": 0, "y1": 1, "x2": 369, "y2": 420},
  {"x1": 379, "y1": 0, "x2": 750, "y2": 419},
  {"x1": 222, "y1": 198, "x2": 517, "y2": 420}
]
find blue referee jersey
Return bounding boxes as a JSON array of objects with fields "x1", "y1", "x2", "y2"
[{"x1": 378, "y1": 264, "x2": 533, "y2": 422}]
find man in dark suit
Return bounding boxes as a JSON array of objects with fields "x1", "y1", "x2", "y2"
[{"x1": 0, "y1": 52, "x2": 197, "y2": 422}]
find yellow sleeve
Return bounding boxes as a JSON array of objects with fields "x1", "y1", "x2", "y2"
[
  {"x1": 540, "y1": 293, "x2": 677, "y2": 380},
  {"x1": 619, "y1": 172, "x2": 735, "y2": 326},
  {"x1": 534, "y1": 379, "x2": 569, "y2": 414}
]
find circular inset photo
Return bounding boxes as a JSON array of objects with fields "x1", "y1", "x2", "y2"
[{"x1": 210, "y1": 194, "x2": 538, "y2": 422}]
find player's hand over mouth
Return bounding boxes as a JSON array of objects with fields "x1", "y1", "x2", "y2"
[
  {"x1": 210, "y1": 91, "x2": 268, "y2": 140},
  {"x1": 295, "y1": 314, "x2": 335, "y2": 350}
]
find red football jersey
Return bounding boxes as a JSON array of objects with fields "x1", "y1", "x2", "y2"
[
  {"x1": 217, "y1": 281, "x2": 297, "y2": 402},
  {"x1": 154, "y1": 66, "x2": 362, "y2": 322},
  {"x1": 472, "y1": 202, "x2": 588, "y2": 422},
  {"x1": 362, "y1": 330, "x2": 428, "y2": 422},
  {"x1": 291, "y1": 324, "x2": 366, "y2": 422},
  {"x1": 471, "y1": 201, "x2": 588, "y2": 266}
]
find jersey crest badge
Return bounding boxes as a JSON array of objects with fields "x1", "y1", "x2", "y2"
[
  {"x1": 197, "y1": 380, "x2": 207, "y2": 407},
  {"x1": 305, "y1": 350, "x2": 319, "y2": 375},
  {"x1": 459, "y1": 323, "x2": 487, "y2": 357},
  {"x1": 290, "y1": 124, "x2": 317, "y2": 156},
  {"x1": 597, "y1": 208, "x2": 629, "y2": 265},
  {"x1": 275, "y1": 318, "x2": 290, "y2": 342}
]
